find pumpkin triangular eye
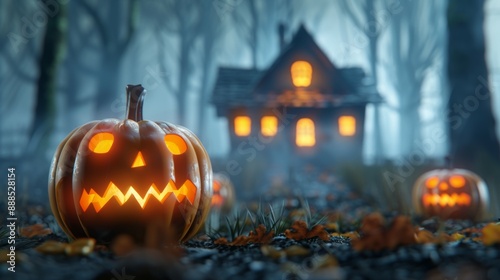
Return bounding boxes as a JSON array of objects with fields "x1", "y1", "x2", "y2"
[
  {"x1": 89, "y1": 133, "x2": 114, "y2": 153},
  {"x1": 165, "y1": 134, "x2": 187, "y2": 155}
]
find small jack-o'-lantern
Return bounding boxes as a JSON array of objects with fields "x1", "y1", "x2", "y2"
[
  {"x1": 211, "y1": 173, "x2": 235, "y2": 213},
  {"x1": 412, "y1": 169, "x2": 489, "y2": 220},
  {"x1": 49, "y1": 85, "x2": 212, "y2": 244}
]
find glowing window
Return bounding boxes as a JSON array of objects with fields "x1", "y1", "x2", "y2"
[
  {"x1": 290, "y1": 61, "x2": 312, "y2": 87},
  {"x1": 296, "y1": 118, "x2": 315, "y2": 147},
  {"x1": 338, "y1": 116, "x2": 356, "y2": 136},
  {"x1": 234, "y1": 116, "x2": 251, "y2": 136},
  {"x1": 261, "y1": 116, "x2": 278, "y2": 137}
]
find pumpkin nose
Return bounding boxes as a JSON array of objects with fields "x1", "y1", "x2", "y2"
[
  {"x1": 439, "y1": 182, "x2": 448, "y2": 190},
  {"x1": 131, "y1": 151, "x2": 146, "y2": 168}
]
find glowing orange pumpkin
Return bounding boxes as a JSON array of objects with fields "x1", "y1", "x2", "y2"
[
  {"x1": 412, "y1": 169, "x2": 489, "y2": 220},
  {"x1": 49, "y1": 85, "x2": 212, "y2": 244},
  {"x1": 211, "y1": 173, "x2": 235, "y2": 213}
]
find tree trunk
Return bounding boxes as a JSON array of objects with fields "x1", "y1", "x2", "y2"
[
  {"x1": 30, "y1": 1, "x2": 66, "y2": 153},
  {"x1": 177, "y1": 35, "x2": 190, "y2": 126},
  {"x1": 95, "y1": 51, "x2": 122, "y2": 119},
  {"x1": 399, "y1": 98, "x2": 420, "y2": 156},
  {"x1": 447, "y1": 0, "x2": 500, "y2": 168}
]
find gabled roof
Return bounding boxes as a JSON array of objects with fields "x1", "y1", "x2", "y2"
[
  {"x1": 212, "y1": 24, "x2": 383, "y2": 116},
  {"x1": 253, "y1": 25, "x2": 352, "y2": 96},
  {"x1": 211, "y1": 67, "x2": 263, "y2": 107}
]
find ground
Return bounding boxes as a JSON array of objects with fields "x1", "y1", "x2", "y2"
[{"x1": 1, "y1": 174, "x2": 499, "y2": 280}]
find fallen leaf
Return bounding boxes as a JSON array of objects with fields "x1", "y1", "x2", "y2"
[
  {"x1": 310, "y1": 254, "x2": 338, "y2": 270},
  {"x1": 35, "y1": 238, "x2": 96, "y2": 256},
  {"x1": 261, "y1": 245, "x2": 311, "y2": 259},
  {"x1": 65, "y1": 238, "x2": 96, "y2": 256},
  {"x1": 214, "y1": 237, "x2": 228, "y2": 245},
  {"x1": 284, "y1": 245, "x2": 311, "y2": 257},
  {"x1": 19, "y1": 224, "x2": 52, "y2": 238},
  {"x1": 285, "y1": 221, "x2": 329, "y2": 241},
  {"x1": 352, "y1": 213, "x2": 417, "y2": 251},
  {"x1": 481, "y1": 223, "x2": 500, "y2": 246},
  {"x1": 0, "y1": 250, "x2": 27, "y2": 263},
  {"x1": 261, "y1": 246, "x2": 285, "y2": 259},
  {"x1": 111, "y1": 234, "x2": 137, "y2": 257},
  {"x1": 214, "y1": 225, "x2": 274, "y2": 246},
  {"x1": 36, "y1": 241, "x2": 67, "y2": 254}
]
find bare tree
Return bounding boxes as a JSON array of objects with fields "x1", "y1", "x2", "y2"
[
  {"x1": 147, "y1": 0, "x2": 203, "y2": 126},
  {"x1": 30, "y1": 1, "x2": 67, "y2": 156},
  {"x1": 386, "y1": 1, "x2": 445, "y2": 156},
  {"x1": 197, "y1": 0, "x2": 225, "y2": 141},
  {"x1": 78, "y1": 0, "x2": 138, "y2": 119},
  {"x1": 339, "y1": 0, "x2": 385, "y2": 162},
  {"x1": 231, "y1": 0, "x2": 300, "y2": 68},
  {"x1": 447, "y1": 0, "x2": 500, "y2": 168}
]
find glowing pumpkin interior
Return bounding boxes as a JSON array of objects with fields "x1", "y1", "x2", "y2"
[
  {"x1": 422, "y1": 175, "x2": 471, "y2": 207},
  {"x1": 211, "y1": 180, "x2": 223, "y2": 207},
  {"x1": 79, "y1": 132, "x2": 197, "y2": 213}
]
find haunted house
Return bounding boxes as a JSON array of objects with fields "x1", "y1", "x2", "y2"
[{"x1": 212, "y1": 25, "x2": 382, "y2": 196}]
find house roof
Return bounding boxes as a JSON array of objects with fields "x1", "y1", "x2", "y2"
[{"x1": 212, "y1": 24, "x2": 383, "y2": 116}]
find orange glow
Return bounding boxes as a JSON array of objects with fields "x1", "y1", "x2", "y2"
[
  {"x1": 165, "y1": 135, "x2": 187, "y2": 155},
  {"x1": 212, "y1": 195, "x2": 223, "y2": 207},
  {"x1": 213, "y1": 181, "x2": 221, "y2": 192},
  {"x1": 89, "y1": 133, "x2": 114, "y2": 153},
  {"x1": 131, "y1": 152, "x2": 146, "y2": 168},
  {"x1": 338, "y1": 116, "x2": 356, "y2": 136},
  {"x1": 425, "y1": 177, "x2": 439, "y2": 189},
  {"x1": 449, "y1": 175, "x2": 466, "y2": 188},
  {"x1": 234, "y1": 116, "x2": 251, "y2": 136},
  {"x1": 261, "y1": 116, "x2": 278, "y2": 137},
  {"x1": 296, "y1": 118, "x2": 315, "y2": 147},
  {"x1": 80, "y1": 180, "x2": 197, "y2": 213},
  {"x1": 291, "y1": 61, "x2": 312, "y2": 87},
  {"x1": 422, "y1": 193, "x2": 471, "y2": 207},
  {"x1": 439, "y1": 182, "x2": 449, "y2": 190}
]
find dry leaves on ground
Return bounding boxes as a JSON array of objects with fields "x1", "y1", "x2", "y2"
[
  {"x1": 19, "y1": 224, "x2": 52, "y2": 238},
  {"x1": 352, "y1": 213, "x2": 417, "y2": 251},
  {"x1": 36, "y1": 238, "x2": 96, "y2": 256},
  {"x1": 214, "y1": 224, "x2": 274, "y2": 246},
  {"x1": 284, "y1": 221, "x2": 329, "y2": 241},
  {"x1": 480, "y1": 223, "x2": 500, "y2": 246},
  {"x1": 261, "y1": 245, "x2": 311, "y2": 259}
]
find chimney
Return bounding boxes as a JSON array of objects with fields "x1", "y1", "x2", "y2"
[{"x1": 278, "y1": 23, "x2": 286, "y2": 51}]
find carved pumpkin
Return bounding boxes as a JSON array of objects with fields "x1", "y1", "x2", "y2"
[
  {"x1": 49, "y1": 85, "x2": 212, "y2": 244},
  {"x1": 412, "y1": 169, "x2": 489, "y2": 220},
  {"x1": 211, "y1": 173, "x2": 235, "y2": 213}
]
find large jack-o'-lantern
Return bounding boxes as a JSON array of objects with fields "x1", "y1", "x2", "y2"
[
  {"x1": 412, "y1": 169, "x2": 489, "y2": 221},
  {"x1": 49, "y1": 85, "x2": 212, "y2": 244}
]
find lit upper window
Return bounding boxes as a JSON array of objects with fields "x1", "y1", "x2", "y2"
[
  {"x1": 261, "y1": 116, "x2": 278, "y2": 137},
  {"x1": 296, "y1": 118, "x2": 315, "y2": 147},
  {"x1": 234, "y1": 116, "x2": 251, "y2": 136},
  {"x1": 290, "y1": 61, "x2": 312, "y2": 87},
  {"x1": 338, "y1": 116, "x2": 356, "y2": 136}
]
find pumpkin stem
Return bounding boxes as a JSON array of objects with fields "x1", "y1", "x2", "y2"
[{"x1": 126, "y1": 84, "x2": 146, "y2": 121}]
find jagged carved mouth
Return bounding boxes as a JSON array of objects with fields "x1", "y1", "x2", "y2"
[
  {"x1": 79, "y1": 180, "x2": 197, "y2": 213},
  {"x1": 422, "y1": 193, "x2": 471, "y2": 207}
]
